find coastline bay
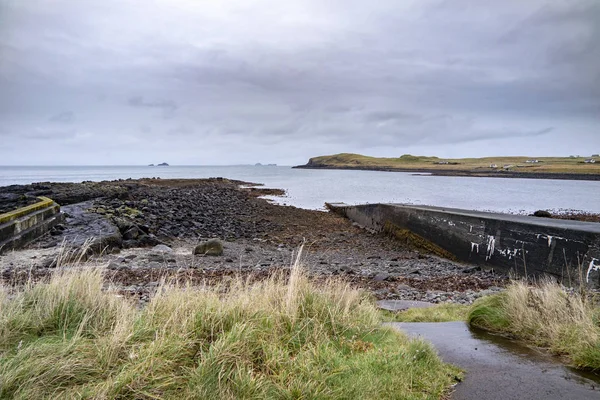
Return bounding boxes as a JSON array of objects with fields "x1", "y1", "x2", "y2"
[{"x1": 1, "y1": 165, "x2": 600, "y2": 213}]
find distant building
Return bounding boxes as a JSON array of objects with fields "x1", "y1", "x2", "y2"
[
  {"x1": 436, "y1": 161, "x2": 449, "y2": 165},
  {"x1": 525, "y1": 159, "x2": 539, "y2": 163},
  {"x1": 585, "y1": 159, "x2": 596, "y2": 164},
  {"x1": 503, "y1": 164, "x2": 513, "y2": 169},
  {"x1": 490, "y1": 164, "x2": 498, "y2": 168}
]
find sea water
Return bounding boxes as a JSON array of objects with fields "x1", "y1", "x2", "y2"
[{"x1": 1, "y1": 165, "x2": 599, "y2": 213}]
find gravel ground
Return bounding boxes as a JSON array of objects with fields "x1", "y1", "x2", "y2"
[{"x1": 0, "y1": 178, "x2": 508, "y2": 304}]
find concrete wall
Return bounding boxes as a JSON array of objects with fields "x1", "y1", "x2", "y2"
[
  {"x1": 0, "y1": 197, "x2": 64, "y2": 253},
  {"x1": 327, "y1": 203, "x2": 600, "y2": 288}
]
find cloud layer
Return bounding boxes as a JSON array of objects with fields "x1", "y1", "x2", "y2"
[{"x1": 1, "y1": 0, "x2": 598, "y2": 165}]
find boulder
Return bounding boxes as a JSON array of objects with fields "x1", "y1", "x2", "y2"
[
  {"x1": 136, "y1": 234, "x2": 161, "y2": 247},
  {"x1": 153, "y1": 244, "x2": 173, "y2": 253},
  {"x1": 193, "y1": 239, "x2": 223, "y2": 256},
  {"x1": 123, "y1": 226, "x2": 141, "y2": 240},
  {"x1": 533, "y1": 210, "x2": 552, "y2": 218},
  {"x1": 373, "y1": 272, "x2": 391, "y2": 282}
]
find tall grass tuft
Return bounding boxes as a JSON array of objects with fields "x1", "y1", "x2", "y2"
[
  {"x1": 0, "y1": 255, "x2": 460, "y2": 399},
  {"x1": 468, "y1": 279, "x2": 600, "y2": 371}
]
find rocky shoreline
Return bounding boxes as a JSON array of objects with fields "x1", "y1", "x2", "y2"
[
  {"x1": 294, "y1": 164, "x2": 600, "y2": 181},
  {"x1": 0, "y1": 178, "x2": 507, "y2": 305}
]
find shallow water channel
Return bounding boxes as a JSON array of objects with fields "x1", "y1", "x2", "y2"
[{"x1": 390, "y1": 321, "x2": 599, "y2": 400}]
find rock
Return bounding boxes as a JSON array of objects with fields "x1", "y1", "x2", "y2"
[
  {"x1": 107, "y1": 261, "x2": 126, "y2": 271},
  {"x1": 89, "y1": 232, "x2": 123, "y2": 254},
  {"x1": 147, "y1": 252, "x2": 169, "y2": 263},
  {"x1": 42, "y1": 257, "x2": 57, "y2": 268},
  {"x1": 123, "y1": 226, "x2": 140, "y2": 240},
  {"x1": 122, "y1": 240, "x2": 138, "y2": 249},
  {"x1": 373, "y1": 272, "x2": 391, "y2": 282},
  {"x1": 137, "y1": 234, "x2": 161, "y2": 247},
  {"x1": 193, "y1": 239, "x2": 224, "y2": 256},
  {"x1": 152, "y1": 244, "x2": 173, "y2": 253},
  {"x1": 533, "y1": 210, "x2": 552, "y2": 218}
]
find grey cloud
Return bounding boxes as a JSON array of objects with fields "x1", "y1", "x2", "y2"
[
  {"x1": 24, "y1": 127, "x2": 78, "y2": 141},
  {"x1": 128, "y1": 96, "x2": 178, "y2": 112},
  {"x1": 0, "y1": 0, "x2": 598, "y2": 165},
  {"x1": 128, "y1": 96, "x2": 178, "y2": 120},
  {"x1": 364, "y1": 111, "x2": 423, "y2": 124},
  {"x1": 167, "y1": 126, "x2": 194, "y2": 136},
  {"x1": 437, "y1": 127, "x2": 555, "y2": 146},
  {"x1": 49, "y1": 111, "x2": 75, "y2": 123}
]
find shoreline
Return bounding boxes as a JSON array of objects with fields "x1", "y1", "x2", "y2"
[
  {"x1": 0, "y1": 177, "x2": 507, "y2": 305},
  {"x1": 293, "y1": 164, "x2": 600, "y2": 181}
]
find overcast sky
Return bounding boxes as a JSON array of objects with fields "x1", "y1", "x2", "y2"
[{"x1": 1, "y1": 0, "x2": 599, "y2": 165}]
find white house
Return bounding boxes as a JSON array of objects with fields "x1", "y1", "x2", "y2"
[{"x1": 585, "y1": 159, "x2": 596, "y2": 164}]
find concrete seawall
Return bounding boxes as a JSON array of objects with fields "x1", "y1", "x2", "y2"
[
  {"x1": 327, "y1": 203, "x2": 600, "y2": 288},
  {"x1": 0, "y1": 197, "x2": 64, "y2": 253}
]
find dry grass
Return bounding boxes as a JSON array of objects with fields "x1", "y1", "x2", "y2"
[
  {"x1": 468, "y1": 279, "x2": 600, "y2": 371},
  {"x1": 0, "y1": 251, "x2": 460, "y2": 399}
]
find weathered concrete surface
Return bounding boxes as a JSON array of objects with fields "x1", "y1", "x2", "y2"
[
  {"x1": 327, "y1": 203, "x2": 600, "y2": 287},
  {"x1": 0, "y1": 197, "x2": 64, "y2": 253},
  {"x1": 391, "y1": 322, "x2": 599, "y2": 400}
]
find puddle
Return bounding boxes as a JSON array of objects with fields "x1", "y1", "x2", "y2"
[{"x1": 390, "y1": 321, "x2": 599, "y2": 400}]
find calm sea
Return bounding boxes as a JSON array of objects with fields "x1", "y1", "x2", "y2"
[{"x1": 1, "y1": 165, "x2": 599, "y2": 213}]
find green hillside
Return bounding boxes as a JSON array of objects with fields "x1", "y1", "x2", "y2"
[{"x1": 302, "y1": 153, "x2": 600, "y2": 175}]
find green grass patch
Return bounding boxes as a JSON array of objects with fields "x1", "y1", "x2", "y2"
[
  {"x1": 0, "y1": 264, "x2": 461, "y2": 399},
  {"x1": 467, "y1": 280, "x2": 600, "y2": 372},
  {"x1": 383, "y1": 304, "x2": 470, "y2": 323}
]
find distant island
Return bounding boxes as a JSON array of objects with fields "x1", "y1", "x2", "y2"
[
  {"x1": 294, "y1": 153, "x2": 600, "y2": 181},
  {"x1": 255, "y1": 163, "x2": 277, "y2": 166},
  {"x1": 148, "y1": 162, "x2": 169, "y2": 167}
]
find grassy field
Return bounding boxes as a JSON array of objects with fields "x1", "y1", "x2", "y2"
[
  {"x1": 468, "y1": 280, "x2": 600, "y2": 371},
  {"x1": 302, "y1": 153, "x2": 600, "y2": 175},
  {"x1": 0, "y1": 262, "x2": 461, "y2": 399},
  {"x1": 383, "y1": 304, "x2": 470, "y2": 323}
]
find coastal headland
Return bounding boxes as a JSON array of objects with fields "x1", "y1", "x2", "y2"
[
  {"x1": 0, "y1": 178, "x2": 505, "y2": 304},
  {"x1": 294, "y1": 153, "x2": 600, "y2": 180}
]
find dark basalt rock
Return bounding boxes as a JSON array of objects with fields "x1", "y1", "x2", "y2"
[{"x1": 533, "y1": 210, "x2": 552, "y2": 218}]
